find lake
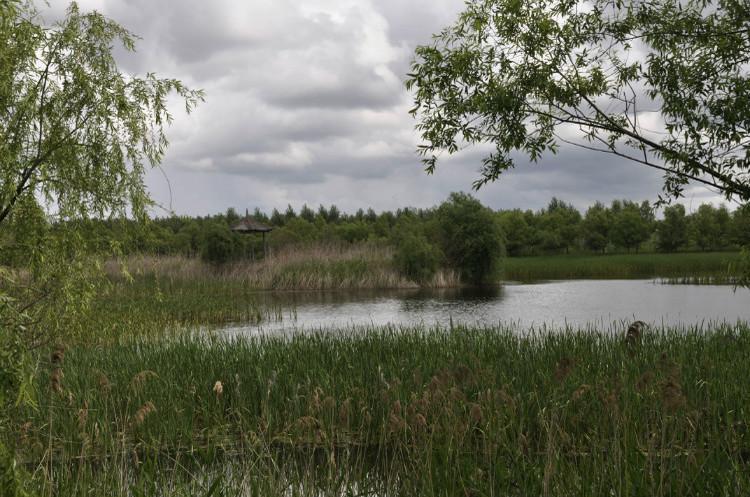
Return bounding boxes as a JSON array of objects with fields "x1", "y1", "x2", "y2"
[{"x1": 220, "y1": 279, "x2": 750, "y2": 335}]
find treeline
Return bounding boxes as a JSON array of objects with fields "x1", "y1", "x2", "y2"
[{"x1": 3, "y1": 194, "x2": 749, "y2": 270}]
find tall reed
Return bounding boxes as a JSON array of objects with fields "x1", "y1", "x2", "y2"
[{"x1": 16, "y1": 321, "x2": 750, "y2": 496}]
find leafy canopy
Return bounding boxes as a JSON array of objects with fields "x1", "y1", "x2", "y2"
[
  {"x1": 407, "y1": 0, "x2": 750, "y2": 203},
  {"x1": 0, "y1": 2, "x2": 204, "y2": 227}
]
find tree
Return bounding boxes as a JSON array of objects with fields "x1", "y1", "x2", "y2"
[
  {"x1": 201, "y1": 224, "x2": 236, "y2": 265},
  {"x1": 0, "y1": 2, "x2": 201, "y2": 490},
  {"x1": 407, "y1": 0, "x2": 750, "y2": 203},
  {"x1": 689, "y1": 204, "x2": 720, "y2": 251},
  {"x1": 394, "y1": 233, "x2": 440, "y2": 283},
  {"x1": 538, "y1": 198, "x2": 581, "y2": 254},
  {"x1": 497, "y1": 209, "x2": 533, "y2": 256},
  {"x1": 436, "y1": 192, "x2": 504, "y2": 284},
  {"x1": 582, "y1": 202, "x2": 610, "y2": 253},
  {"x1": 299, "y1": 204, "x2": 315, "y2": 222},
  {"x1": 610, "y1": 201, "x2": 651, "y2": 253},
  {"x1": 732, "y1": 205, "x2": 750, "y2": 247},
  {"x1": 658, "y1": 204, "x2": 688, "y2": 252}
]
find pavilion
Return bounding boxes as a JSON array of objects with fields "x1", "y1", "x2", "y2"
[{"x1": 230, "y1": 209, "x2": 273, "y2": 259}]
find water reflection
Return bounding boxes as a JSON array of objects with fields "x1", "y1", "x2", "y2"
[{"x1": 222, "y1": 280, "x2": 750, "y2": 336}]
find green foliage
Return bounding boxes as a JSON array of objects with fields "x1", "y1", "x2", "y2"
[
  {"x1": 436, "y1": 192, "x2": 504, "y2": 284},
  {"x1": 582, "y1": 202, "x2": 610, "y2": 253},
  {"x1": 407, "y1": 0, "x2": 750, "y2": 203},
  {"x1": 658, "y1": 204, "x2": 688, "y2": 252},
  {"x1": 200, "y1": 225, "x2": 236, "y2": 266},
  {"x1": 394, "y1": 233, "x2": 440, "y2": 283},
  {"x1": 538, "y1": 198, "x2": 581, "y2": 253},
  {"x1": 610, "y1": 201, "x2": 653, "y2": 253},
  {"x1": 497, "y1": 209, "x2": 534, "y2": 256},
  {"x1": 690, "y1": 204, "x2": 721, "y2": 251},
  {"x1": 15, "y1": 323, "x2": 750, "y2": 495},
  {"x1": 0, "y1": 3, "x2": 201, "y2": 493}
]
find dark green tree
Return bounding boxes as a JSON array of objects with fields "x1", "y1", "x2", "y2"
[
  {"x1": 436, "y1": 192, "x2": 504, "y2": 284},
  {"x1": 394, "y1": 233, "x2": 441, "y2": 283},
  {"x1": 201, "y1": 224, "x2": 236, "y2": 265},
  {"x1": 658, "y1": 204, "x2": 688, "y2": 252},
  {"x1": 582, "y1": 202, "x2": 611, "y2": 253},
  {"x1": 299, "y1": 204, "x2": 316, "y2": 222},
  {"x1": 497, "y1": 209, "x2": 533, "y2": 256},
  {"x1": 610, "y1": 201, "x2": 651, "y2": 253},
  {"x1": 689, "y1": 204, "x2": 720, "y2": 251}
]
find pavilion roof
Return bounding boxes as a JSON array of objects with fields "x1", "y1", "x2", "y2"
[{"x1": 230, "y1": 215, "x2": 273, "y2": 233}]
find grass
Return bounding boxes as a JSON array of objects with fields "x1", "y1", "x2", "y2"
[
  {"x1": 503, "y1": 251, "x2": 741, "y2": 282},
  {"x1": 14, "y1": 321, "x2": 750, "y2": 496}
]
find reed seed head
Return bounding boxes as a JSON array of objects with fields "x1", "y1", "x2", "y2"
[
  {"x1": 133, "y1": 401, "x2": 156, "y2": 426},
  {"x1": 469, "y1": 403, "x2": 483, "y2": 424},
  {"x1": 130, "y1": 370, "x2": 158, "y2": 390},
  {"x1": 50, "y1": 344, "x2": 65, "y2": 365},
  {"x1": 213, "y1": 380, "x2": 224, "y2": 397},
  {"x1": 50, "y1": 367, "x2": 63, "y2": 394}
]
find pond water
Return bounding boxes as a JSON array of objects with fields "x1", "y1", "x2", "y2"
[{"x1": 221, "y1": 280, "x2": 750, "y2": 335}]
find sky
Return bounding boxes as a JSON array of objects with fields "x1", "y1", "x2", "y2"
[{"x1": 42, "y1": 0, "x2": 727, "y2": 217}]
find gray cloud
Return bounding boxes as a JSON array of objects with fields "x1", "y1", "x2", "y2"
[{"x1": 41, "y1": 0, "x2": 723, "y2": 216}]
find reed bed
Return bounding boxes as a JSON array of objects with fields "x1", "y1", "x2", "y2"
[
  {"x1": 107, "y1": 243, "x2": 461, "y2": 290},
  {"x1": 15, "y1": 321, "x2": 750, "y2": 496},
  {"x1": 77, "y1": 277, "x2": 287, "y2": 343},
  {"x1": 504, "y1": 252, "x2": 740, "y2": 282}
]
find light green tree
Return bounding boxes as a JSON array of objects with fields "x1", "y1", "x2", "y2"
[
  {"x1": 407, "y1": 0, "x2": 750, "y2": 203},
  {"x1": 0, "y1": 2, "x2": 202, "y2": 493}
]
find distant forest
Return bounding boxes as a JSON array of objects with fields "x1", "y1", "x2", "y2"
[{"x1": 4, "y1": 196, "x2": 749, "y2": 267}]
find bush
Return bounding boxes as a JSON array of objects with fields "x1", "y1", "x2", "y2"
[
  {"x1": 436, "y1": 192, "x2": 504, "y2": 285},
  {"x1": 394, "y1": 234, "x2": 440, "y2": 283},
  {"x1": 200, "y1": 225, "x2": 236, "y2": 265}
]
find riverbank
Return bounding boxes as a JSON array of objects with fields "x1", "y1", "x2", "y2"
[
  {"x1": 503, "y1": 251, "x2": 741, "y2": 281},
  {"x1": 16, "y1": 322, "x2": 750, "y2": 495},
  {"x1": 107, "y1": 250, "x2": 741, "y2": 292}
]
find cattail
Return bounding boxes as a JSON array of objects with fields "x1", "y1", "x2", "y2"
[
  {"x1": 391, "y1": 399, "x2": 402, "y2": 416},
  {"x1": 18, "y1": 422, "x2": 32, "y2": 444},
  {"x1": 50, "y1": 344, "x2": 65, "y2": 365},
  {"x1": 414, "y1": 413, "x2": 427, "y2": 429},
  {"x1": 97, "y1": 372, "x2": 112, "y2": 394},
  {"x1": 50, "y1": 367, "x2": 63, "y2": 394},
  {"x1": 661, "y1": 379, "x2": 687, "y2": 412},
  {"x1": 322, "y1": 395, "x2": 336, "y2": 412},
  {"x1": 554, "y1": 357, "x2": 575, "y2": 383},
  {"x1": 213, "y1": 380, "x2": 223, "y2": 397},
  {"x1": 338, "y1": 398, "x2": 351, "y2": 425},
  {"x1": 130, "y1": 370, "x2": 158, "y2": 390},
  {"x1": 133, "y1": 401, "x2": 156, "y2": 426},
  {"x1": 469, "y1": 403, "x2": 483, "y2": 424},
  {"x1": 77, "y1": 400, "x2": 89, "y2": 431},
  {"x1": 388, "y1": 412, "x2": 406, "y2": 433},
  {"x1": 635, "y1": 372, "x2": 653, "y2": 392},
  {"x1": 449, "y1": 387, "x2": 466, "y2": 403},
  {"x1": 571, "y1": 384, "x2": 591, "y2": 401}
]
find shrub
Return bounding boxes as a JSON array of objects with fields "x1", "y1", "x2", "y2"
[
  {"x1": 201, "y1": 225, "x2": 236, "y2": 265},
  {"x1": 394, "y1": 234, "x2": 440, "y2": 283},
  {"x1": 436, "y1": 192, "x2": 504, "y2": 285}
]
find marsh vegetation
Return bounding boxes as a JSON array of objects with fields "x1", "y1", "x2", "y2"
[{"x1": 15, "y1": 323, "x2": 750, "y2": 496}]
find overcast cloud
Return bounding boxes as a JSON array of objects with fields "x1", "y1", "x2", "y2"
[{"x1": 42, "y1": 0, "x2": 727, "y2": 216}]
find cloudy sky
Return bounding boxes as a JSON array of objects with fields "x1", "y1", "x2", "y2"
[{"x1": 43, "y1": 0, "x2": 726, "y2": 216}]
